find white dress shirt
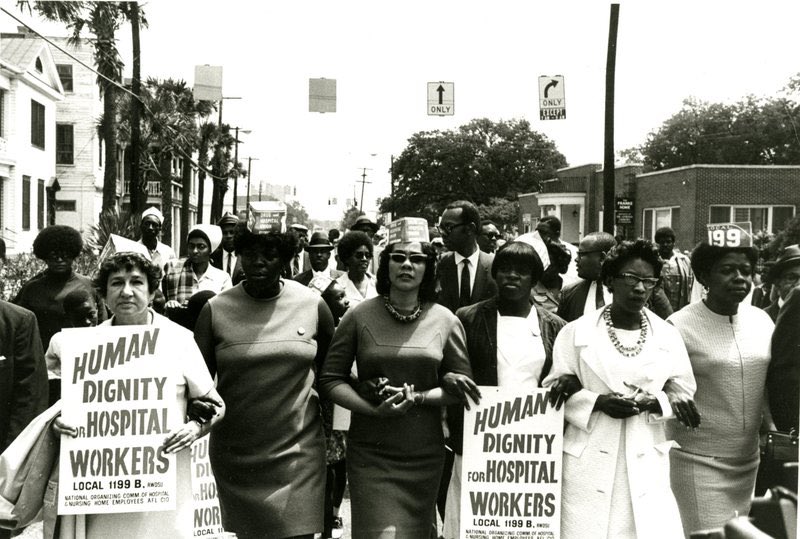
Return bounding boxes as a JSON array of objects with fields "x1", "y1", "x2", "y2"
[{"x1": 454, "y1": 248, "x2": 481, "y2": 297}]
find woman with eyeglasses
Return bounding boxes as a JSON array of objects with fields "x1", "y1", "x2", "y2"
[
  {"x1": 542, "y1": 239, "x2": 697, "y2": 538},
  {"x1": 667, "y1": 241, "x2": 774, "y2": 536},
  {"x1": 334, "y1": 231, "x2": 378, "y2": 307},
  {"x1": 320, "y1": 227, "x2": 473, "y2": 538}
]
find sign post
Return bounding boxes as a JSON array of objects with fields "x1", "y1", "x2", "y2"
[
  {"x1": 427, "y1": 82, "x2": 454, "y2": 116},
  {"x1": 615, "y1": 197, "x2": 634, "y2": 225},
  {"x1": 538, "y1": 76, "x2": 566, "y2": 120}
]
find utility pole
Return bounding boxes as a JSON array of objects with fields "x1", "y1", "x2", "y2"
[
  {"x1": 245, "y1": 157, "x2": 259, "y2": 222},
  {"x1": 357, "y1": 167, "x2": 372, "y2": 212},
  {"x1": 603, "y1": 4, "x2": 620, "y2": 234},
  {"x1": 231, "y1": 128, "x2": 250, "y2": 214},
  {"x1": 390, "y1": 155, "x2": 395, "y2": 220}
]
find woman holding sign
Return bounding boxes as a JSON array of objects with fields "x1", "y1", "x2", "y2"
[
  {"x1": 542, "y1": 240, "x2": 697, "y2": 538},
  {"x1": 668, "y1": 240, "x2": 774, "y2": 535},
  {"x1": 320, "y1": 219, "x2": 473, "y2": 539},
  {"x1": 193, "y1": 229, "x2": 335, "y2": 539},
  {"x1": 54, "y1": 252, "x2": 225, "y2": 539}
]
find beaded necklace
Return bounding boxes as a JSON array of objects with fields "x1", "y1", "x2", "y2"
[
  {"x1": 603, "y1": 305, "x2": 649, "y2": 357},
  {"x1": 383, "y1": 296, "x2": 422, "y2": 323}
]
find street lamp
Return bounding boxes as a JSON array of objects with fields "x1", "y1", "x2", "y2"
[
  {"x1": 232, "y1": 127, "x2": 251, "y2": 213},
  {"x1": 245, "y1": 157, "x2": 260, "y2": 223}
]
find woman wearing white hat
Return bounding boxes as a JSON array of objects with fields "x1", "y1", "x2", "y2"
[{"x1": 162, "y1": 224, "x2": 232, "y2": 313}]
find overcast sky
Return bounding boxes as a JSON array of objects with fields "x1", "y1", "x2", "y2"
[{"x1": 5, "y1": 0, "x2": 799, "y2": 222}]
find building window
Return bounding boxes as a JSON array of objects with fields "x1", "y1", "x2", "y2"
[
  {"x1": 56, "y1": 124, "x2": 74, "y2": 164},
  {"x1": 709, "y1": 205, "x2": 795, "y2": 234},
  {"x1": 54, "y1": 199, "x2": 76, "y2": 212},
  {"x1": 37, "y1": 179, "x2": 44, "y2": 230},
  {"x1": 35, "y1": 57, "x2": 43, "y2": 73},
  {"x1": 22, "y1": 176, "x2": 30, "y2": 231},
  {"x1": 642, "y1": 206, "x2": 680, "y2": 240},
  {"x1": 56, "y1": 64, "x2": 73, "y2": 92},
  {"x1": 30, "y1": 100, "x2": 45, "y2": 149},
  {"x1": 0, "y1": 90, "x2": 4, "y2": 138}
]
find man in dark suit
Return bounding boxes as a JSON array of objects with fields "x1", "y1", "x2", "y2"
[
  {"x1": 763, "y1": 244, "x2": 800, "y2": 322},
  {"x1": 769, "y1": 285, "x2": 800, "y2": 433},
  {"x1": 436, "y1": 200, "x2": 497, "y2": 313},
  {"x1": 558, "y1": 232, "x2": 673, "y2": 321},
  {"x1": 0, "y1": 300, "x2": 47, "y2": 454},
  {"x1": 294, "y1": 232, "x2": 344, "y2": 286},
  {"x1": 434, "y1": 199, "x2": 497, "y2": 527},
  {"x1": 557, "y1": 232, "x2": 617, "y2": 322},
  {"x1": 210, "y1": 212, "x2": 245, "y2": 285}
]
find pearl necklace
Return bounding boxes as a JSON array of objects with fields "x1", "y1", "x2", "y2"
[
  {"x1": 383, "y1": 296, "x2": 422, "y2": 323},
  {"x1": 603, "y1": 305, "x2": 648, "y2": 357}
]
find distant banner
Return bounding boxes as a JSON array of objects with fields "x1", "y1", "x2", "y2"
[
  {"x1": 191, "y1": 437, "x2": 225, "y2": 537},
  {"x1": 58, "y1": 326, "x2": 178, "y2": 515},
  {"x1": 460, "y1": 388, "x2": 563, "y2": 539}
]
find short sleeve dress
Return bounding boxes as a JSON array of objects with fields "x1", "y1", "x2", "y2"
[
  {"x1": 193, "y1": 280, "x2": 327, "y2": 539},
  {"x1": 320, "y1": 297, "x2": 472, "y2": 538}
]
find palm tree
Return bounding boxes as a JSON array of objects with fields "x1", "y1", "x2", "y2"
[{"x1": 25, "y1": 1, "x2": 144, "y2": 212}]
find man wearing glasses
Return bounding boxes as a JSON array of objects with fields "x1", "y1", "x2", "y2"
[
  {"x1": 435, "y1": 201, "x2": 498, "y2": 313},
  {"x1": 557, "y1": 232, "x2": 617, "y2": 322},
  {"x1": 477, "y1": 220, "x2": 501, "y2": 254}
]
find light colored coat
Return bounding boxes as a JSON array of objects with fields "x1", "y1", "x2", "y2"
[{"x1": 543, "y1": 308, "x2": 696, "y2": 538}]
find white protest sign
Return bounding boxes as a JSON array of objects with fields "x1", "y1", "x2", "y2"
[
  {"x1": 461, "y1": 387, "x2": 563, "y2": 539},
  {"x1": 58, "y1": 326, "x2": 179, "y2": 514},
  {"x1": 190, "y1": 437, "x2": 226, "y2": 537}
]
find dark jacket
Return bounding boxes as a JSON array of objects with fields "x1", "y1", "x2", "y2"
[
  {"x1": 764, "y1": 300, "x2": 780, "y2": 323},
  {"x1": 558, "y1": 277, "x2": 674, "y2": 322},
  {"x1": 769, "y1": 287, "x2": 800, "y2": 432},
  {"x1": 436, "y1": 250, "x2": 497, "y2": 313},
  {"x1": 447, "y1": 298, "x2": 567, "y2": 454},
  {"x1": 210, "y1": 248, "x2": 245, "y2": 286},
  {"x1": 0, "y1": 301, "x2": 47, "y2": 453}
]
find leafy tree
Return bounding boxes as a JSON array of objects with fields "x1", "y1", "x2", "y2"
[
  {"x1": 477, "y1": 197, "x2": 521, "y2": 233},
  {"x1": 629, "y1": 87, "x2": 800, "y2": 171},
  {"x1": 286, "y1": 200, "x2": 309, "y2": 227},
  {"x1": 380, "y1": 118, "x2": 566, "y2": 227},
  {"x1": 340, "y1": 206, "x2": 363, "y2": 231}
]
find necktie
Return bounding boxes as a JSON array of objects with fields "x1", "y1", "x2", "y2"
[
  {"x1": 227, "y1": 252, "x2": 233, "y2": 276},
  {"x1": 459, "y1": 260, "x2": 471, "y2": 308},
  {"x1": 595, "y1": 280, "x2": 605, "y2": 308},
  {"x1": 293, "y1": 255, "x2": 300, "y2": 276}
]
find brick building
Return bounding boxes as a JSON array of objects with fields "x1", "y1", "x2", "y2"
[{"x1": 519, "y1": 163, "x2": 800, "y2": 248}]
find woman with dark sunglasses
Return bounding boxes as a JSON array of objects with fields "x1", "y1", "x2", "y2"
[
  {"x1": 321, "y1": 223, "x2": 473, "y2": 538},
  {"x1": 335, "y1": 231, "x2": 378, "y2": 307},
  {"x1": 543, "y1": 239, "x2": 697, "y2": 538}
]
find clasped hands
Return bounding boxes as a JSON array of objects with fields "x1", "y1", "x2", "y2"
[
  {"x1": 594, "y1": 381, "x2": 701, "y2": 428},
  {"x1": 355, "y1": 377, "x2": 422, "y2": 417}
]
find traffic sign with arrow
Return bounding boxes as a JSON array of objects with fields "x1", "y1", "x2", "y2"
[
  {"x1": 428, "y1": 81, "x2": 454, "y2": 116},
  {"x1": 538, "y1": 75, "x2": 565, "y2": 120}
]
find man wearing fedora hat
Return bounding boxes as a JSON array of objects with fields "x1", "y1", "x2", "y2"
[
  {"x1": 294, "y1": 232, "x2": 345, "y2": 286},
  {"x1": 288, "y1": 223, "x2": 312, "y2": 277},
  {"x1": 764, "y1": 244, "x2": 800, "y2": 321},
  {"x1": 211, "y1": 212, "x2": 245, "y2": 285}
]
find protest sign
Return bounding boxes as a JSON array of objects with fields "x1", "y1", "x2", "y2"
[
  {"x1": 461, "y1": 387, "x2": 563, "y2": 539},
  {"x1": 58, "y1": 326, "x2": 179, "y2": 514},
  {"x1": 191, "y1": 437, "x2": 225, "y2": 537}
]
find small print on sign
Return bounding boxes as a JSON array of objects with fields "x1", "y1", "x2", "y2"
[{"x1": 706, "y1": 222, "x2": 753, "y2": 248}]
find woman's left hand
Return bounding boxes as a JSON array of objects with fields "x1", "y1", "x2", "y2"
[
  {"x1": 163, "y1": 420, "x2": 202, "y2": 454},
  {"x1": 548, "y1": 374, "x2": 582, "y2": 410}
]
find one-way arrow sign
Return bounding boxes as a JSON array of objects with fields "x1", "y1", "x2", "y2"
[
  {"x1": 428, "y1": 82, "x2": 454, "y2": 116},
  {"x1": 538, "y1": 75, "x2": 565, "y2": 120}
]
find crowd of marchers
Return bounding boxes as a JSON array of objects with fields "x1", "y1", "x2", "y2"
[{"x1": 1, "y1": 199, "x2": 798, "y2": 539}]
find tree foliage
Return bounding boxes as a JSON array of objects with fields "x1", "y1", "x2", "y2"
[
  {"x1": 380, "y1": 118, "x2": 566, "y2": 227},
  {"x1": 340, "y1": 206, "x2": 364, "y2": 231},
  {"x1": 629, "y1": 84, "x2": 800, "y2": 171}
]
